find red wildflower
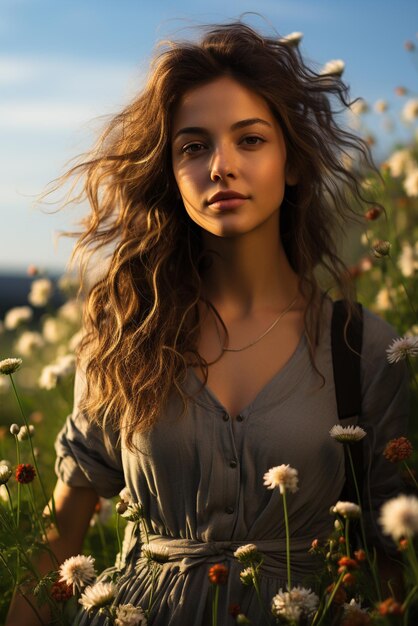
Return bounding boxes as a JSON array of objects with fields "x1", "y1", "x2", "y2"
[
  {"x1": 50, "y1": 579, "x2": 73, "y2": 602},
  {"x1": 15, "y1": 463, "x2": 36, "y2": 484},
  {"x1": 364, "y1": 206, "x2": 382, "y2": 221},
  {"x1": 208, "y1": 563, "x2": 229, "y2": 585},
  {"x1": 342, "y1": 573, "x2": 356, "y2": 587},
  {"x1": 399, "y1": 538, "x2": 409, "y2": 551},
  {"x1": 228, "y1": 603, "x2": 241, "y2": 618},
  {"x1": 311, "y1": 539, "x2": 319, "y2": 550},
  {"x1": 338, "y1": 556, "x2": 358, "y2": 572},
  {"x1": 354, "y1": 549, "x2": 366, "y2": 562},
  {"x1": 383, "y1": 437, "x2": 413, "y2": 463},
  {"x1": 404, "y1": 41, "x2": 415, "y2": 51},
  {"x1": 326, "y1": 582, "x2": 347, "y2": 605},
  {"x1": 339, "y1": 536, "x2": 346, "y2": 545},
  {"x1": 377, "y1": 597, "x2": 403, "y2": 616},
  {"x1": 394, "y1": 86, "x2": 407, "y2": 96}
]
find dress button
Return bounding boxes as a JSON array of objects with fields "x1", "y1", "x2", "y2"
[
  {"x1": 229, "y1": 460, "x2": 237, "y2": 468},
  {"x1": 225, "y1": 506, "x2": 235, "y2": 514},
  {"x1": 236, "y1": 414, "x2": 244, "y2": 422},
  {"x1": 222, "y1": 412, "x2": 229, "y2": 421}
]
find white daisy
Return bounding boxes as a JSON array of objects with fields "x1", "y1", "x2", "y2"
[
  {"x1": 332, "y1": 501, "x2": 361, "y2": 519},
  {"x1": 402, "y1": 98, "x2": 418, "y2": 123},
  {"x1": 271, "y1": 586, "x2": 319, "y2": 621},
  {"x1": 0, "y1": 358, "x2": 22, "y2": 375},
  {"x1": 233, "y1": 544, "x2": 259, "y2": 563},
  {"x1": 386, "y1": 336, "x2": 418, "y2": 364},
  {"x1": 59, "y1": 555, "x2": 96, "y2": 593},
  {"x1": 115, "y1": 603, "x2": 147, "y2": 626},
  {"x1": 263, "y1": 465, "x2": 299, "y2": 494},
  {"x1": 239, "y1": 567, "x2": 254, "y2": 585},
  {"x1": 79, "y1": 581, "x2": 117, "y2": 612},
  {"x1": 404, "y1": 168, "x2": 418, "y2": 197},
  {"x1": 0, "y1": 464, "x2": 12, "y2": 485},
  {"x1": 28, "y1": 278, "x2": 53, "y2": 307},
  {"x1": 279, "y1": 31, "x2": 303, "y2": 46},
  {"x1": 4, "y1": 306, "x2": 33, "y2": 330},
  {"x1": 329, "y1": 425, "x2": 366, "y2": 443},
  {"x1": 320, "y1": 59, "x2": 345, "y2": 76},
  {"x1": 379, "y1": 494, "x2": 418, "y2": 540}
]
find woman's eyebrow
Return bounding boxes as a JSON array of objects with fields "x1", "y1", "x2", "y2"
[{"x1": 172, "y1": 117, "x2": 272, "y2": 141}]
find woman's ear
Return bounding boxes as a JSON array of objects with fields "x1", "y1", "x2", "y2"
[{"x1": 285, "y1": 163, "x2": 299, "y2": 186}]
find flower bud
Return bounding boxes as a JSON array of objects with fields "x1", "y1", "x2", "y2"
[
  {"x1": 371, "y1": 240, "x2": 391, "y2": 258},
  {"x1": 10, "y1": 424, "x2": 20, "y2": 436},
  {"x1": 116, "y1": 500, "x2": 128, "y2": 515},
  {"x1": 365, "y1": 206, "x2": 382, "y2": 221}
]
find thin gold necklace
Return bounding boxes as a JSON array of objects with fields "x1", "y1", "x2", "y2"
[{"x1": 213, "y1": 294, "x2": 299, "y2": 353}]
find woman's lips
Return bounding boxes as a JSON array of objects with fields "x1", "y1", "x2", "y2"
[{"x1": 208, "y1": 197, "x2": 247, "y2": 211}]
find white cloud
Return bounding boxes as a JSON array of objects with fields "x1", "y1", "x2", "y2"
[{"x1": 0, "y1": 100, "x2": 105, "y2": 131}]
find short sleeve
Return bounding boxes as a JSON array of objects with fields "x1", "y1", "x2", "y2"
[
  {"x1": 54, "y1": 366, "x2": 125, "y2": 498},
  {"x1": 359, "y1": 309, "x2": 410, "y2": 553}
]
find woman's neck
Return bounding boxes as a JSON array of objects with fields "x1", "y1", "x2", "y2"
[{"x1": 200, "y1": 225, "x2": 301, "y2": 318}]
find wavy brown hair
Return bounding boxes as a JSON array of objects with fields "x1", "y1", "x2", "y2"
[{"x1": 56, "y1": 21, "x2": 381, "y2": 450}]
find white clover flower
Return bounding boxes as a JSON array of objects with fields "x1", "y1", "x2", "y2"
[
  {"x1": 42, "y1": 317, "x2": 69, "y2": 343},
  {"x1": 349, "y1": 99, "x2": 369, "y2": 116},
  {"x1": 90, "y1": 498, "x2": 113, "y2": 527},
  {"x1": 39, "y1": 354, "x2": 76, "y2": 390},
  {"x1": 59, "y1": 554, "x2": 96, "y2": 593},
  {"x1": 329, "y1": 425, "x2": 366, "y2": 443},
  {"x1": 0, "y1": 464, "x2": 12, "y2": 485},
  {"x1": 379, "y1": 494, "x2": 418, "y2": 540},
  {"x1": 398, "y1": 242, "x2": 418, "y2": 277},
  {"x1": 343, "y1": 598, "x2": 369, "y2": 619},
  {"x1": 17, "y1": 425, "x2": 35, "y2": 442},
  {"x1": 10, "y1": 424, "x2": 20, "y2": 436},
  {"x1": 140, "y1": 543, "x2": 169, "y2": 564},
  {"x1": 4, "y1": 306, "x2": 33, "y2": 330},
  {"x1": 239, "y1": 567, "x2": 254, "y2": 585},
  {"x1": 404, "y1": 168, "x2": 418, "y2": 197},
  {"x1": 402, "y1": 98, "x2": 418, "y2": 123},
  {"x1": 332, "y1": 501, "x2": 361, "y2": 519},
  {"x1": 79, "y1": 581, "x2": 117, "y2": 612},
  {"x1": 386, "y1": 336, "x2": 418, "y2": 364},
  {"x1": 271, "y1": 586, "x2": 319, "y2": 621},
  {"x1": 385, "y1": 148, "x2": 415, "y2": 178},
  {"x1": 263, "y1": 464, "x2": 299, "y2": 494},
  {"x1": 233, "y1": 544, "x2": 259, "y2": 563},
  {"x1": 0, "y1": 358, "x2": 22, "y2": 375},
  {"x1": 374, "y1": 99, "x2": 388, "y2": 113},
  {"x1": 320, "y1": 59, "x2": 345, "y2": 77},
  {"x1": 115, "y1": 603, "x2": 147, "y2": 626},
  {"x1": 121, "y1": 502, "x2": 144, "y2": 522},
  {"x1": 0, "y1": 459, "x2": 11, "y2": 470},
  {"x1": 14, "y1": 331, "x2": 45, "y2": 357},
  {"x1": 58, "y1": 299, "x2": 82, "y2": 324},
  {"x1": 119, "y1": 486, "x2": 133, "y2": 504},
  {"x1": 279, "y1": 31, "x2": 303, "y2": 46},
  {"x1": 28, "y1": 278, "x2": 53, "y2": 307}
]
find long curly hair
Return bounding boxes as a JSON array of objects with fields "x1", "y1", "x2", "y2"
[{"x1": 56, "y1": 21, "x2": 380, "y2": 450}]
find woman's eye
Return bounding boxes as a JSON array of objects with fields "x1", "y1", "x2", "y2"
[
  {"x1": 242, "y1": 136, "x2": 265, "y2": 146},
  {"x1": 182, "y1": 143, "x2": 205, "y2": 154}
]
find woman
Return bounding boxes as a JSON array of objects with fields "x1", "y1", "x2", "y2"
[{"x1": 6, "y1": 21, "x2": 408, "y2": 625}]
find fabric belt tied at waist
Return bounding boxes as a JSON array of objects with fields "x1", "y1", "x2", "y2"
[{"x1": 136, "y1": 533, "x2": 316, "y2": 577}]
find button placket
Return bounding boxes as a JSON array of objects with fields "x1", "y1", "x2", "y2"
[{"x1": 219, "y1": 409, "x2": 240, "y2": 519}]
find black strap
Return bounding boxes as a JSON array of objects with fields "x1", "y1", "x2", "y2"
[{"x1": 331, "y1": 300, "x2": 364, "y2": 506}]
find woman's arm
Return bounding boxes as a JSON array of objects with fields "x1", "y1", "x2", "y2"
[{"x1": 5, "y1": 479, "x2": 99, "y2": 626}]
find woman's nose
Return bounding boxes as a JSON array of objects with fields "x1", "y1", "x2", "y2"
[{"x1": 209, "y1": 144, "x2": 237, "y2": 182}]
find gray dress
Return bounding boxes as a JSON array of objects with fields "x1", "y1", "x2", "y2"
[{"x1": 55, "y1": 300, "x2": 409, "y2": 625}]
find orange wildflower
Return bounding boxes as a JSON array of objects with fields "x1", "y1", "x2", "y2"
[
  {"x1": 50, "y1": 580, "x2": 73, "y2": 602},
  {"x1": 15, "y1": 463, "x2": 36, "y2": 484},
  {"x1": 208, "y1": 563, "x2": 229, "y2": 585},
  {"x1": 383, "y1": 437, "x2": 413, "y2": 463},
  {"x1": 342, "y1": 573, "x2": 356, "y2": 586},
  {"x1": 354, "y1": 549, "x2": 366, "y2": 562},
  {"x1": 377, "y1": 597, "x2": 403, "y2": 616}
]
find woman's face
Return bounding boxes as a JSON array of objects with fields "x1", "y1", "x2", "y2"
[{"x1": 171, "y1": 75, "x2": 297, "y2": 239}]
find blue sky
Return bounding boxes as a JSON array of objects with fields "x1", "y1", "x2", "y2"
[{"x1": 2, "y1": 0, "x2": 418, "y2": 274}]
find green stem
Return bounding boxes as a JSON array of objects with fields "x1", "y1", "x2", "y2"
[
  {"x1": 15, "y1": 434, "x2": 21, "y2": 528},
  {"x1": 403, "y1": 461, "x2": 418, "y2": 491},
  {"x1": 116, "y1": 515, "x2": 122, "y2": 564},
  {"x1": 314, "y1": 571, "x2": 345, "y2": 626},
  {"x1": 402, "y1": 584, "x2": 418, "y2": 612},
  {"x1": 9, "y1": 375, "x2": 52, "y2": 517},
  {"x1": 346, "y1": 444, "x2": 382, "y2": 600},
  {"x1": 406, "y1": 541, "x2": 418, "y2": 584},
  {"x1": 252, "y1": 564, "x2": 271, "y2": 625},
  {"x1": 5, "y1": 483, "x2": 15, "y2": 520},
  {"x1": 212, "y1": 583, "x2": 219, "y2": 626},
  {"x1": 96, "y1": 519, "x2": 110, "y2": 565},
  {"x1": 345, "y1": 519, "x2": 351, "y2": 558},
  {"x1": 282, "y1": 489, "x2": 291, "y2": 590}
]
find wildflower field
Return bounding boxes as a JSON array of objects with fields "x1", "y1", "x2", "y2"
[{"x1": 1, "y1": 39, "x2": 418, "y2": 626}]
